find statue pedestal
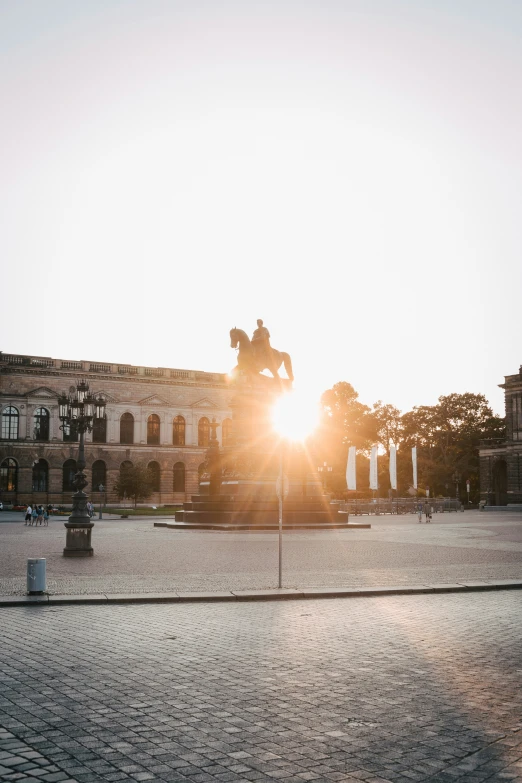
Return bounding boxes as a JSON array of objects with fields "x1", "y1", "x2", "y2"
[{"x1": 175, "y1": 375, "x2": 351, "y2": 529}]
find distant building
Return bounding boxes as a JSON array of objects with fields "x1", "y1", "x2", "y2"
[
  {"x1": 0, "y1": 351, "x2": 233, "y2": 506},
  {"x1": 479, "y1": 365, "x2": 522, "y2": 506}
]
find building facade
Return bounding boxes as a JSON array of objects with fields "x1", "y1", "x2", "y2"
[
  {"x1": 479, "y1": 365, "x2": 522, "y2": 506},
  {"x1": 0, "y1": 351, "x2": 233, "y2": 506}
]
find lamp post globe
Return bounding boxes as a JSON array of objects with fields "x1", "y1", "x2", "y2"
[{"x1": 59, "y1": 382, "x2": 106, "y2": 556}]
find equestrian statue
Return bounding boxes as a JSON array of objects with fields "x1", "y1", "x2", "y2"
[{"x1": 230, "y1": 320, "x2": 294, "y2": 382}]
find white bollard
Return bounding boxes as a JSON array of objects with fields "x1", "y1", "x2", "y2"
[{"x1": 27, "y1": 558, "x2": 46, "y2": 594}]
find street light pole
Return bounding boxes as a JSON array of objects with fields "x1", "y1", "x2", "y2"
[
  {"x1": 98, "y1": 484, "x2": 105, "y2": 520},
  {"x1": 452, "y1": 471, "x2": 461, "y2": 509},
  {"x1": 59, "y1": 383, "x2": 106, "y2": 557}
]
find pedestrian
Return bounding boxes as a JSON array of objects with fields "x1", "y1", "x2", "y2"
[
  {"x1": 43, "y1": 508, "x2": 49, "y2": 526},
  {"x1": 417, "y1": 501, "x2": 423, "y2": 523},
  {"x1": 31, "y1": 506, "x2": 38, "y2": 526},
  {"x1": 37, "y1": 505, "x2": 44, "y2": 525},
  {"x1": 424, "y1": 501, "x2": 432, "y2": 523},
  {"x1": 87, "y1": 501, "x2": 93, "y2": 518},
  {"x1": 25, "y1": 505, "x2": 32, "y2": 525}
]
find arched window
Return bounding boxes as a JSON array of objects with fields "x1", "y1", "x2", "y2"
[
  {"x1": 198, "y1": 417, "x2": 210, "y2": 447},
  {"x1": 62, "y1": 422, "x2": 78, "y2": 442},
  {"x1": 1, "y1": 407, "x2": 19, "y2": 440},
  {"x1": 222, "y1": 418, "x2": 233, "y2": 447},
  {"x1": 93, "y1": 415, "x2": 107, "y2": 444},
  {"x1": 118, "y1": 461, "x2": 133, "y2": 502},
  {"x1": 62, "y1": 459, "x2": 77, "y2": 492},
  {"x1": 92, "y1": 460, "x2": 106, "y2": 490},
  {"x1": 173, "y1": 415, "x2": 185, "y2": 446},
  {"x1": 148, "y1": 461, "x2": 160, "y2": 492},
  {"x1": 0, "y1": 458, "x2": 18, "y2": 492},
  {"x1": 173, "y1": 462, "x2": 185, "y2": 492},
  {"x1": 147, "y1": 414, "x2": 160, "y2": 445},
  {"x1": 34, "y1": 408, "x2": 50, "y2": 441},
  {"x1": 32, "y1": 459, "x2": 48, "y2": 492},
  {"x1": 120, "y1": 413, "x2": 134, "y2": 444}
]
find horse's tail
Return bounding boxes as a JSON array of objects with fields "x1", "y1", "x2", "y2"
[{"x1": 282, "y1": 352, "x2": 294, "y2": 382}]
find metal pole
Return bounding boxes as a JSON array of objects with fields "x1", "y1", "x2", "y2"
[{"x1": 278, "y1": 441, "x2": 283, "y2": 589}]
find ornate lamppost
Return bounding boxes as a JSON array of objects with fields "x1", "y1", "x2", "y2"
[{"x1": 58, "y1": 382, "x2": 106, "y2": 557}]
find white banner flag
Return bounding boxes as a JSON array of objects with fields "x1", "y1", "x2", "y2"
[
  {"x1": 389, "y1": 445, "x2": 397, "y2": 490},
  {"x1": 346, "y1": 446, "x2": 356, "y2": 490},
  {"x1": 412, "y1": 446, "x2": 418, "y2": 489},
  {"x1": 369, "y1": 445, "x2": 379, "y2": 490}
]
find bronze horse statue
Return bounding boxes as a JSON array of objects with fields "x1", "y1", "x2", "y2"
[{"x1": 230, "y1": 328, "x2": 294, "y2": 382}]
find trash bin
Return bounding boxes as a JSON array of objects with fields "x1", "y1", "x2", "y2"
[{"x1": 27, "y1": 558, "x2": 46, "y2": 594}]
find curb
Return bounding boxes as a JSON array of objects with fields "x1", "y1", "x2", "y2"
[{"x1": 1, "y1": 580, "x2": 521, "y2": 607}]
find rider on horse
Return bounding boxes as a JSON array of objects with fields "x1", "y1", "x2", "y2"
[{"x1": 251, "y1": 319, "x2": 271, "y2": 369}]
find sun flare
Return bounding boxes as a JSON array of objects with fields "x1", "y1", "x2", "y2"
[{"x1": 271, "y1": 389, "x2": 320, "y2": 443}]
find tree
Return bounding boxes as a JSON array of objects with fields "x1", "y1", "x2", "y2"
[
  {"x1": 401, "y1": 393, "x2": 505, "y2": 500},
  {"x1": 311, "y1": 382, "x2": 376, "y2": 497},
  {"x1": 371, "y1": 401, "x2": 403, "y2": 456},
  {"x1": 113, "y1": 463, "x2": 155, "y2": 508}
]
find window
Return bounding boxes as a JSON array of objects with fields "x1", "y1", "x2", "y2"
[
  {"x1": 147, "y1": 414, "x2": 160, "y2": 445},
  {"x1": 173, "y1": 415, "x2": 186, "y2": 446},
  {"x1": 32, "y1": 459, "x2": 48, "y2": 492},
  {"x1": 0, "y1": 458, "x2": 18, "y2": 492},
  {"x1": 62, "y1": 459, "x2": 77, "y2": 492},
  {"x1": 198, "y1": 417, "x2": 210, "y2": 447},
  {"x1": 148, "y1": 461, "x2": 160, "y2": 492},
  {"x1": 93, "y1": 415, "x2": 107, "y2": 444},
  {"x1": 120, "y1": 413, "x2": 134, "y2": 444},
  {"x1": 34, "y1": 408, "x2": 50, "y2": 441},
  {"x1": 1, "y1": 406, "x2": 19, "y2": 440},
  {"x1": 222, "y1": 418, "x2": 233, "y2": 447},
  {"x1": 92, "y1": 460, "x2": 107, "y2": 490},
  {"x1": 62, "y1": 422, "x2": 78, "y2": 442},
  {"x1": 173, "y1": 462, "x2": 185, "y2": 492}
]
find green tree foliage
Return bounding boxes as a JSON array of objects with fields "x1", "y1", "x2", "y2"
[
  {"x1": 371, "y1": 401, "x2": 403, "y2": 456},
  {"x1": 113, "y1": 463, "x2": 154, "y2": 508},
  {"x1": 314, "y1": 383, "x2": 505, "y2": 501}
]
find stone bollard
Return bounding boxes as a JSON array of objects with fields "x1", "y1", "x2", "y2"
[{"x1": 27, "y1": 558, "x2": 46, "y2": 594}]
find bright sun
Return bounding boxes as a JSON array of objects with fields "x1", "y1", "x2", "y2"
[{"x1": 271, "y1": 389, "x2": 320, "y2": 443}]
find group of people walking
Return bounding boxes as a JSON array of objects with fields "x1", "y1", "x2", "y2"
[
  {"x1": 417, "y1": 501, "x2": 433, "y2": 523},
  {"x1": 24, "y1": 505, "x2": 51, "y2": 526}
]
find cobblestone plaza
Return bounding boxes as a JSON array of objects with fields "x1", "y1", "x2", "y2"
[
  {"x1": 0, "y1": 512, "x2": 521, "y2": 596},
  {"x1": 1, "y1": 512, "x2": 521, "y2": 782},
  {"x1": 1, "y1": 592, "x2": 521, "y2": 783}
]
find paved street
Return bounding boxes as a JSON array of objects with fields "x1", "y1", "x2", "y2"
[
  {"x1": 1, "y1": 592, "x2": 521, "y2": 783},
  {"x1": 0, "y1": 511, "x2": 521, "y2": 596}
]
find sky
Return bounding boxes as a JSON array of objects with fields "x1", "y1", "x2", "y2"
[{"x1": 1, "y1": 0, "x2": 521, "y2": 417}]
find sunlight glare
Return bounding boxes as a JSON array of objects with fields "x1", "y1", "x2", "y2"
[{"x1": 271, "y1": 389, "x2": 320, "y2": 443}]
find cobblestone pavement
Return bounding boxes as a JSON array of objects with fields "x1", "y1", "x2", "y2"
[
  {"x1": 1, "y1": 592, "x2": 521, "y2": 782},
  {"x1": 0, "y1": 512, "x2": 521, "y2": 595}
]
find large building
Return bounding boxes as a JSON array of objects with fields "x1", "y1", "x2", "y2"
[
  {"x1": 479, "y1": 365, "x2": 522, "y2": 506},
  {"x1": 0, "y1": 351, "x2": 233, "y2": 506}
]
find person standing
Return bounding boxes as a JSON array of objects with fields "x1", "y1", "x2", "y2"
[
  {"x1": 25, "y1": 505, "x2": 32, "y2": 525},
  {"x1": 31, "y1": 506, "x2": 38, "y2": 526},
  {"x1": 417, "y1": 501, "x2": 423, "y2": 523},
  {"x1": 37, "y1": 505, "x2": 44, "y2": 525},
  {"x1": 424, "y1": 500, "x2": 432, "y2": 523},
  {"x1": 43, "y1": 508, "x2": 49, "y2": 526}
]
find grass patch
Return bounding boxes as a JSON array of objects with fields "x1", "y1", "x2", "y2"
[{"x1": 105, "y1": 506, "x2": 182, "y2": 516}]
